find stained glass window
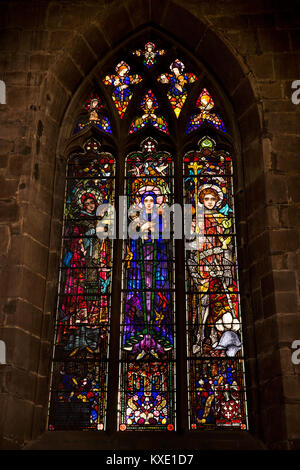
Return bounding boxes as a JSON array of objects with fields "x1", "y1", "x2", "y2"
[
  {"x1": 49, "y1": 39, "x2": 248, "y2": 434},
  {"x1": 184, "y1": 137, "x2": 248, "y2": 429},
  {"x1": 118, "y1": 138, "x2": 176, "y2": 431},
  {"x1": 48, "y1": 138, "x2": 115, "y2": 431}
]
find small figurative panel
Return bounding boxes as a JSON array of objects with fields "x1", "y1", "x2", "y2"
[
  {"x1": 132, "y1": 41, "x2": 165, "y2": 68},
  {"x1": 48, "y1": 138, "x2": 115, "y2": 431},
  {"x1": 184, "y1": 136, "x2": 248, "y2": 430},
  {"x1": 158, "y1": 59, "x2": 197, "y2": 118},
  {"x1": 187, "y1": 89, "x2": 225, "y2": 133},
  {"x1": 49, "y1": 361, "x2": 107, "y2": 430},
  {"x1": 103, "y1": 61, "x2": 142, "y2": 118},
  {"x1": 188, "y1": 359, "x2": 247, "y2": 428},
  {"x1": 74, "y1": 93, "x2": 112, "y2": 135},
  {"x1": 119, "y1": 362, "x2": 175, "y2": 431},
  {"x1": 118, "y1": 137, "x2": 176, "y2": 431},
  {"x1": 129, "y1": 90, "x2": 169, "y2": 134}
]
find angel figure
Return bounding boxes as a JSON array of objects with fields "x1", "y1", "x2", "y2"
[
  {"x1": 74, "y1": 94, "x2": 112, "y2": 134},
  {"x1": 129, "y1": 90, "x2": 168, "y2": 134},
  {"x1": 103, "y1": 61, "x2": 142, "y2": 118},
  {"x1": 133, "y1": 41, "x2": 165, "y2": 68},
  {"x1": 158, "y1": 59, "x2": 197, "y2": 118},
  {"x1": 186, "y1": 184, "x2": 240, "y2": 357},
  {"x1": 187, "y1": 88, "x2": 225, "y2": 133}
]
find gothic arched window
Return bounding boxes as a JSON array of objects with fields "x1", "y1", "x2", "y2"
[{"x1": 47, "y1": 36, "x2": 248, "y2": 433}]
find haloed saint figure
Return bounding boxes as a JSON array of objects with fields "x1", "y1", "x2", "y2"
[
  {"x1": 123, "y1": 188, "x2": 173, "y2": 360},
  {"x1": 119, "y1": 140, "x2": 176, "y2": 430},
  {"x1": 184, "y1": 138, "x2": 247, "y2": 429},
  {"x1": 57, "y1": 189, "x2": 110, "y2": 357},
  {"x1": 186, "y1": 184, "x2": 240, "y2": 358},
  {"x1": 48, "y1": 141, "x2": 115, "y2": 430}
]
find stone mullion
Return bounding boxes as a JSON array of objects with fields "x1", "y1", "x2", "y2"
[
  {"x1": 105, "y1": 144, "x2": 124, "y2": 433},
  {"x1": 174, "y1": 143, "x2": 188, "y2": 433}
]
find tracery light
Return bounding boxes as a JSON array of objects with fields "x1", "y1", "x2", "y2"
[
  {"x1": 103, "y1": 61, "x2": 142, "y2": 118},
  {"x1": 129, "y1": 90, "x2": 169, "y2": 134},
  {"x1": 157, "y1": 59, "x2": 197, "y2": 118},
  {"x1": 132, "y1": 41, "x2": 165, "y2": 68},
  {"x1": 74, "y1": 93, "x2": 112, "y2": 135},
  {"x1": 187, "y1": 89, "x2": 226, "y2": 133}
]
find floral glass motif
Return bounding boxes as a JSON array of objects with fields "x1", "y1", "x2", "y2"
[
  {"x1": 132, "y1": 41, "x2": 165, "y2": 68},
  {"x1": 187, "y1": 89, "x2": 225, "y2": 133},
  {"x1": 184, "y1": 137, "x2": 248, "y2": 430},
  {"x1": 103, "y1": 61, "x2": 142, "y2": 118},
  {"x1": 119, "y1": 137, "x2": 176, "y2": 431},
  {"x1": 129, "y1": 90, "x2": 169, "y2": 134},
  {"x1": 73, "y1": 93, "x2": 112, "y2": 135},
  {"x1": 48, "y1": 138, "x2": 115, "y2": 431},
  {"x1": 158, "y1": 59, "x2": 197, "y2": 118}
]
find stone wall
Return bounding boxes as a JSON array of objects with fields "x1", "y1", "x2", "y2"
[{"x1": 0, "y1": 0, "x2": 299, "y2": 450}]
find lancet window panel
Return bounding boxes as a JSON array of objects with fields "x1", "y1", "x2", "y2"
[
  {"x1": 118, "y1": 138, "x2": 176, "y2": 431},
  {"x1": 183, "y1": 136, "x2": 248, "y2": 430},
  {"x1": 47, "y1": 139, "x2": 115, "y2": 431}
]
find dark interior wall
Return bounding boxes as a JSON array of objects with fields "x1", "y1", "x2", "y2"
[{"x1": 0, "y1": 0, "x2": 299, "y2": 450}]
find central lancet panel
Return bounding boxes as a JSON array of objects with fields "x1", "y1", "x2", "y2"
[{"x1": 118, "y1": 137, "x2": 176, "y2": 431}]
